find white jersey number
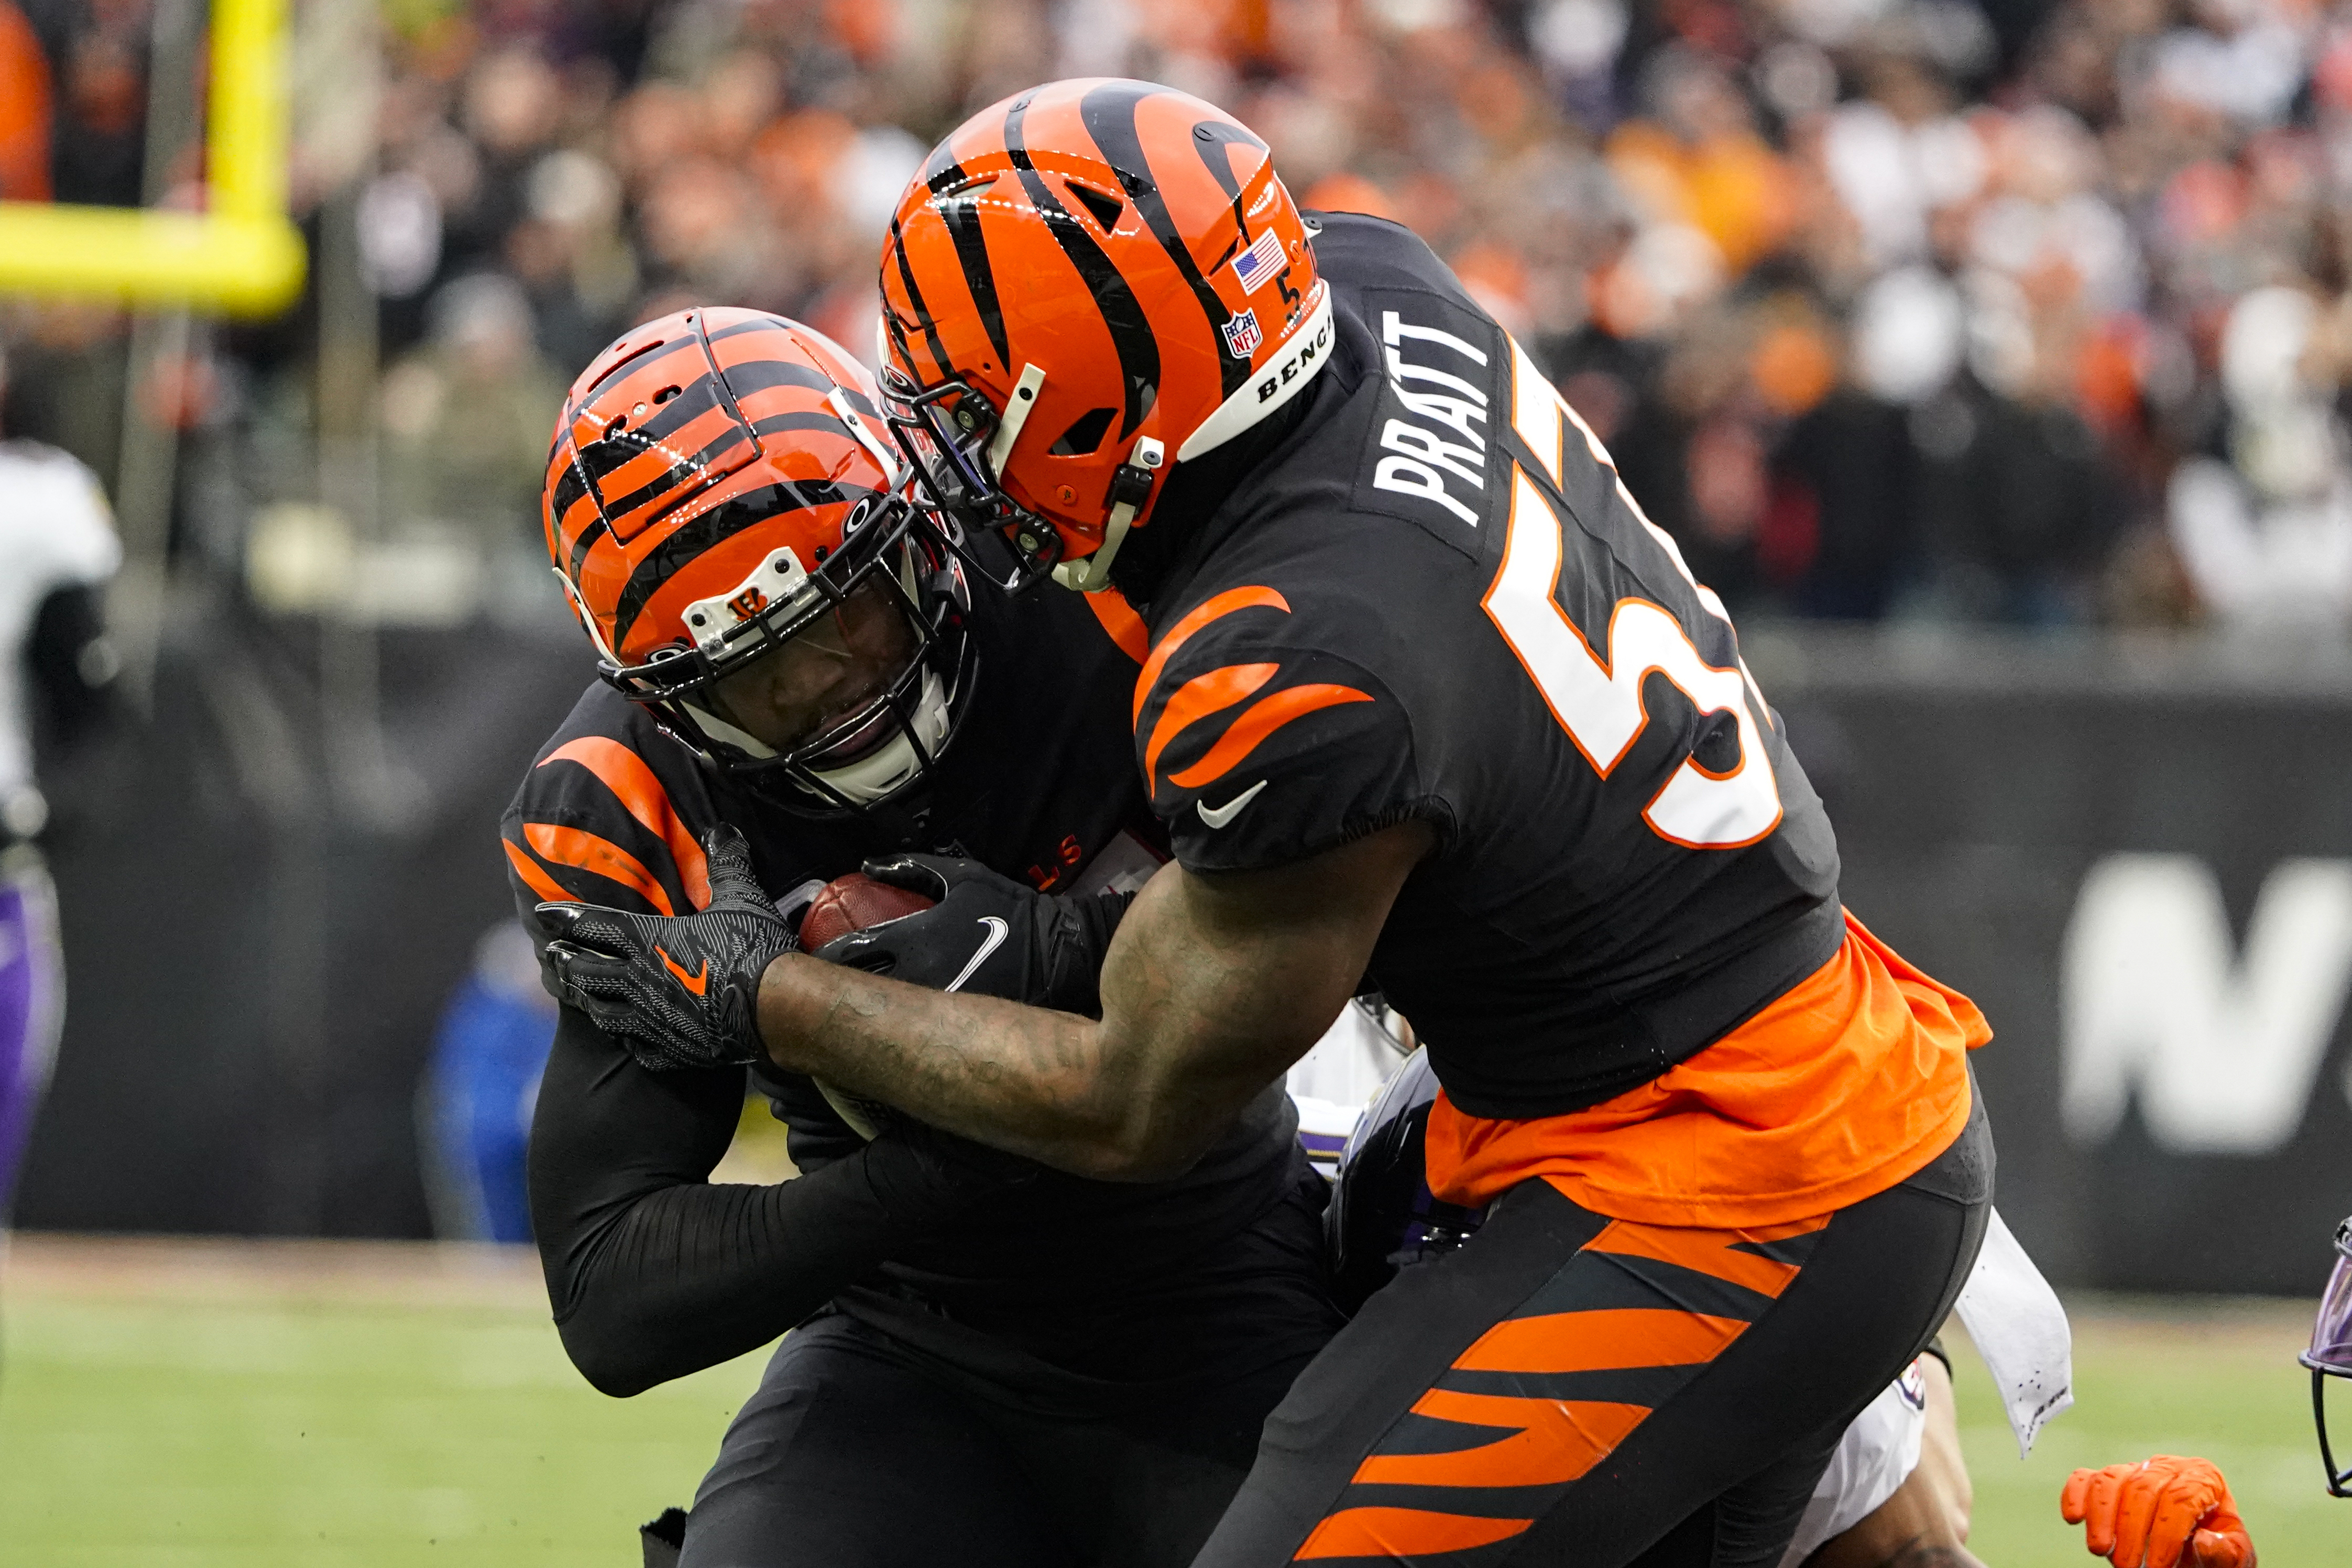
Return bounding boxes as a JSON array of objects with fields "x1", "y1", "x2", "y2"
[{"x1": 1482, "y1": 341, "x2": 1782, "y2": 850}]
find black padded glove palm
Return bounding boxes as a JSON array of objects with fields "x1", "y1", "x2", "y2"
[
  {"x1": 538, "y1": 825, "x2": 795, "y2": 1072},
  {"x1": 810, "y1": 853, "x2": 1133, "y2": 1016}
]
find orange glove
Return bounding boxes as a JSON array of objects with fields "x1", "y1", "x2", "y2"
[{"x1": 2060, "y1": 1456, "x2": 2255, "y2": 1568}]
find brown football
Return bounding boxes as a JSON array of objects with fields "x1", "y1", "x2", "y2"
[{"x1": 798, "y1": 872, "x2": 937, "y2": 950}]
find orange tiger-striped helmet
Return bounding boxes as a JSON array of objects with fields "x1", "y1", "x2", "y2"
[
  {"x1": 878, "y1": 79, "x2": 1334, "y2": 592},
  {"x1": 544, "y1": 308, "x2": 976, "y2": 815}
]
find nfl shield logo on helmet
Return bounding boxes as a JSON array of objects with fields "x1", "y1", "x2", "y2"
[{"x1": 1222, "y1": 310, "x2": 1263, "y2": 358}]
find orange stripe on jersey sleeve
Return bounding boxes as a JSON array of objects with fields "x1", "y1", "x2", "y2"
[
  {"x1": 540, "y1": 737, "x2": 712, "y2": 909},
  {"x1": 1165, "y1": 683, "x2": 1372, "y2": 791},
  {"x1": 1083, "y1": 586, "x2": 1151, "y2": 663},
  {"x1": 524, "y1": 823, "x2": 676, "y2": 916},
  {"x1": 1133, "y1": 585, "x2": 1288, "y2": 725},
  {"x1": 1350, "y1": 1390, "x2": 1649, "y2": 1489},
  {"x1": 1581, "y1": 1219, "x2": 1813, "y2": 1299},
  {"x1": 1294, "y1": 1507, "x2": 1533, "y2": 1560},
  {"x1": 503, "y1": 837, "x2": 573, "y2": 906},
  {"x1": 1143, "y1": 663, "x2": 1277, "y2": 785},
  {"x1": 1452, "y1": 1308, "x2": 1751, "y2": 1375}
]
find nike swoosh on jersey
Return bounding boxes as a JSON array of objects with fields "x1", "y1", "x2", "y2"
[
  {"x1": 945, "y1": 916, "x2": 1010, "y2": 993},
  {"x1": 1196, "y1": 779, "x2": 1269, "y2": 828},
  {"x1": 657, "y1": 945, "x2": 709, "y2": 996}
]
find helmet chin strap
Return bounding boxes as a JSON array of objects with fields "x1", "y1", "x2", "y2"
[
  {"x1": 1048, "y1": 289, "x2": 1334, "y2": 594},
  {"x1": 1055, "y1": 435, "x2": 1164, "y2": 593},
  {"x1": 988, "y1": 364, "x2": 1048, "y2": 477}
]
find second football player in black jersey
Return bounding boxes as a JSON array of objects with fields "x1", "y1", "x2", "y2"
[{"x1": 512, "y1": 311, "x2": 1337, "y2": 1567}]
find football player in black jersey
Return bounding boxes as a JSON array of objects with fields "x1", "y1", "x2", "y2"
[
  {"x1": 539, "y1": 85, "x2": 1994, "y2": 1566},
  {"x1": 512, "y1": 310, "x2": 1342, "y2": 1568}
]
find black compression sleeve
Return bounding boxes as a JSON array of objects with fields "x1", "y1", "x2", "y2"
[{"x1": 527, "y1": 1005, "x2": 994, "y2": 1397}]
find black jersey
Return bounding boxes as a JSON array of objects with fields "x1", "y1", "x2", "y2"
[
  {"x1": 505, "y1": 572, "x2": 1326, "y2": 1390},
  {"x1": 1129, "y1": 214, "x2": 1845, "y2": 1120}
]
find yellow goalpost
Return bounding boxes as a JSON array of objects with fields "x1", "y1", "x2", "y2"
[{"x1": 0, "y1": 0, "x2": 304, "y2": 316}]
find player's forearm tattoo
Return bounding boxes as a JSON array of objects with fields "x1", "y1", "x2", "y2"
[
  {"x1": 756, "y1": 953, "x2": 1132, "y2": 1170},
  {"x1": 757, "y1": 827, "x2": 1424, "y2": 1177}
]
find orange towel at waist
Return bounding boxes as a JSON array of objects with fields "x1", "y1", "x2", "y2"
[{"x1": 1424, "y1": 910, "x2": 1988, "y2": 1230}]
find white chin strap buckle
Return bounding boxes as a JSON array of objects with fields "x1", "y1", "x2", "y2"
[
  {"x1": 988, "y1": 363, "x2": 1048, "y2": 478},
  {"x1": 1055, "y1": 436, "x2": 1163, "y2": 594}
]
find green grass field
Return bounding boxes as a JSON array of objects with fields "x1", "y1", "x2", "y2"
[{"x1": 1, "y1": 1237, "x2": 2344, "y2": 1565}]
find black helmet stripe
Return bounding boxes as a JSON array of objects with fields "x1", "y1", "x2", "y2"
[
  {"x1": 880, "y1": 305, "x2": 921, "y2": 380},
  {"x1": 919, "y1": 135, "x2": 964, "y2": 195},
  {"x1": 1077, "y1": 81, "x2": 1252, "y2": 401},
  {"x1": 610, "y1": 480, "x2": 876, "y2": 649},
  {"x1": 575, "y1": 336, "x2": 703, "y2": 416},
  {"x1": 630, "y1": 376, "x2": 725, "y2": 446},
  {"x1": 886, "y1": 214, "x2": 961, "y2": 385},
  {"x1": 586, "y1": 420, "x2": 756, "y2": 524},
  {"x1": 629, "y1": 366, "x2": 866, "y2": 450},
  {"x1": 715, "y1": 358, "x2": 835, "y2": 399},
  {"x1": 750, "y1": 411, "x2": 855, "y2": 440},
  {"x1": 710, "y1": 356, "x2": 882, "y2": 420},
  {"x1": 1188, "y1": 118, "x2": 1268, "y2": 253},
  {"x1": 566, "y1": 511, "x2": 609, "y2": 582},
  {"x1": 936, "y1": 171, "x2": 1011, "y2": 373},
  {"x1": 1004, "y1": 94, "x2": 1159, "y2": 441},
  {"x1": 705, "y1": 314, "x2": 789, "y2": 343},
  {"x1": 692, "y1": 311, "x2": 756, "y2": 433},
  {"x1": 1187, "y1": 118, "x2": 1265, "y2": 199},
  {"x1": 549, "y1": 455, "x2": 592, "y2": 534}
]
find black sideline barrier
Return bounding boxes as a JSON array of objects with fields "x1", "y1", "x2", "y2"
[
  {"x1": 1759, "y1": 626, "x2": 2352, "y2": 1296},
  {"x1": 17, "y1": 605, "x2": 593, "y2": 1238},
  {"x1": 18, "y1": 619, "x2": 2352, "y2": 1293}
]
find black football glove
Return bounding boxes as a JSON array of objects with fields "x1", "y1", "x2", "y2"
[
  {"x1": 537, "y1": 824, "x2": 795, "y2": 1072},
  {"x1": 809, "y1": 853, "x2": 1133, "y2": 1016}
]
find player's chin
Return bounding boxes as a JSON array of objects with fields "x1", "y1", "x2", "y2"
[{"x1": 801, "y1": 688, "x2": 902, "y2": 762}]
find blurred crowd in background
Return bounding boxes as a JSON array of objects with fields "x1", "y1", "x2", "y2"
[{"x1": 5, "y1": 0, "x2": 2352, "y2": 630}]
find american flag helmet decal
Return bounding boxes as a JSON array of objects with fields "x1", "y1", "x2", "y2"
[{"x1": 1231, "y1": 227, "x2": 1286, "y2": 293}]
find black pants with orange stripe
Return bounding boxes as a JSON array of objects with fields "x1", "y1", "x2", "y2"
[{"x1": 1193, "y1": 1106, "x2": 1992, "y2": 1567}]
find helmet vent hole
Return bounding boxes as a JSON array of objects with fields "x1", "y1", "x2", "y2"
[
  {"x1": 1048, "y1": 407, "x2": 1118, "y2": 456},
  {"x1": 653, "y1": 385, "x2": 682, "y2": 404},
  {"x1": 1069, "y1": 183, "x2": 1125, "y2": 232}
]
